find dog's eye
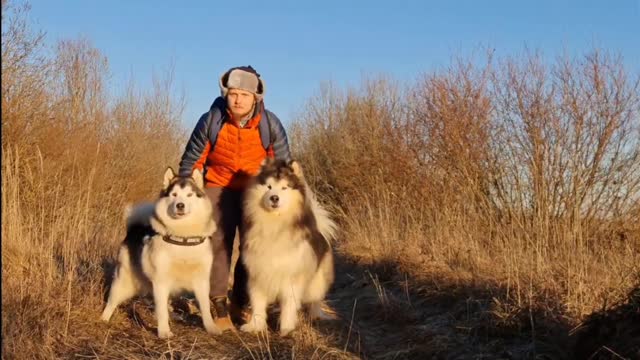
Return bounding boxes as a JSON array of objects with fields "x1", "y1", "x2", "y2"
[
  {"x1": 171, "y1": 192, "x2": 177, "y2": 197},
  {"x1": 267, "y1": 184, "x2": 272, "y2": 190},
  {"x1": 187, "y1": 193, "x2": 193, "y2": 197},
  {"x1": 282, "y1": 186, "x2": 288, "y2": 190}
]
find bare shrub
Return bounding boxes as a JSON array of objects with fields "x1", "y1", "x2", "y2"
[
  {"x1": 1, "y1": 0, "x2": 52, "y2": 147},
  {"x1": 293, "y1": 50, "x2": 640, "y2": 318}
]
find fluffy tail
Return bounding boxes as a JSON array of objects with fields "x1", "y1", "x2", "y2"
[{"x1": 306, "y1": 187, "x2": 338, "y2": 243}]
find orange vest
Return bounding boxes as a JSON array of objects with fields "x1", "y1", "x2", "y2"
[{"x1": 195, "y1": 111, "x2": 270, "y2": 189}]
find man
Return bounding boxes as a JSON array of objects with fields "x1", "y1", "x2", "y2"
[{"x1": 179, "y1": 65, "x2": 291, "y2": 331}]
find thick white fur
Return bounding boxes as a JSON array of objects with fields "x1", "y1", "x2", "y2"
[
  {"x1": 101, "y1": 169, "x2": 220, "y2": 339},
  {"x1": 240, "y1": 162, "x2": 337, "y2": 336}
]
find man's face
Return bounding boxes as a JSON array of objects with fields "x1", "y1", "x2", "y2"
[{"x1": 227, "y1": 88, "x2": 255, "y2": 118}]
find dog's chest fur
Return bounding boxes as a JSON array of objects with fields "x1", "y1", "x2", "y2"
[
  {"x1": 142, "y1": 235, "x2": 213, "y2": 289},
  {"x1": 243, "y1": 220, "x2": 318, "y2": 277}
]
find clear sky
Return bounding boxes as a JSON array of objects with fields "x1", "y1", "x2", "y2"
[{"x1": 25, "y1": 0, "x2": 640, "y2": 128}]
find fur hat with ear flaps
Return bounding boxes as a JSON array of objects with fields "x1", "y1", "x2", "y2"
[{"x1": 219, "y1": 65, "x2": 266, "y2": 101}]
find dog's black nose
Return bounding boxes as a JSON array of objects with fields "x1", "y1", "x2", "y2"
[
  {"x1": 270, "y1": 195, "x2": 279, "y2": 203},
  {"x1": 176, "y1": 202, "x2": 185, "y2": 211}
]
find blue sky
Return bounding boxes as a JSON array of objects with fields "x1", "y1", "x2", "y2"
[{"x1": 25, "y1": 0, "x2": 640, "y2": 128}]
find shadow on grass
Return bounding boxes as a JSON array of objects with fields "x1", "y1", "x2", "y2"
[
  {"x1": 570, "y1": 285, "x2": 640, "y2": 360},
  {"x1": 314, "y1": 254, "x2": 637, "y2": 360}
]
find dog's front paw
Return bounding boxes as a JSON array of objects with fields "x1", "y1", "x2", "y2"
[
  {"x1": 240, "y1": 319, "x2": 267, "y2": 333},
  {"x1": 204, "y1": 322, "x2": 222, "y2": 335},
  {"x1": 157, "y1": 328, "x2": 174, "y2": 339},
  {"x1": 279, "y1": 326, "x2": 295, "y2": 337},
  {"x1": 100, "y1": 306, "x2": 115, "y2": 322}
]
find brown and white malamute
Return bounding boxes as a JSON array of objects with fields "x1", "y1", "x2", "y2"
[{"x1": 240, "y1": 159, "x2": 337, "y2": 336}]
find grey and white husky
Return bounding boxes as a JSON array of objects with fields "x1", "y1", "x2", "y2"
[{"x1": 100, "y1": 168, "x2": 220, "y2": 338}]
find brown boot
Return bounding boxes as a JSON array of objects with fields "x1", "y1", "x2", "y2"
[{"x1": 212, "y1": 296, "x2": 235, "y2": 332}]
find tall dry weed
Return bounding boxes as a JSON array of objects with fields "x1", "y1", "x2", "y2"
[
  {"x1": 2, "y1": 2, "x2": 186, "y2": 357},
  {"x1": 292, "y1": 50, "x2": 640, "y2": 319}
]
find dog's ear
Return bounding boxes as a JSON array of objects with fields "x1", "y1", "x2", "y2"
[
  {"x1": 289, "y1": 160, "x2": 304, "y2": 178},
  {"x1": 191, "y1": 168, "x2": 204, "y2": 190},
  {"x1": 163, "y1": 167, "x2": 176, "y2": 190},
  {"x1": 260, "y1": 156, "x2": 275, "y2": 168}
]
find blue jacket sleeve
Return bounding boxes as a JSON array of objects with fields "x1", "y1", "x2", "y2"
[
  {"x1": 178, "y1": 97, "x2": 227, "y2": 177},
  {"x1": 178, "y1": 111, "x2": 211, "y2": 177},
  {"x1": 267, "y1": 110, "x2": 292, "y2": 162}
]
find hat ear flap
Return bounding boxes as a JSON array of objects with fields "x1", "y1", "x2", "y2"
[
  {"x1": 255, "y1": 77, "x2": 266, "y2": 101},
  {"x1": 219, "y1": 69, "x2": 231, "y2": 98}
]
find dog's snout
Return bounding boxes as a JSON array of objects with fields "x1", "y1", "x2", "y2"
[
  {"x1": 176, "y1": 202, "x2": 185, "y2": 211},
  {"x1": 270, "y1": 195, "x2": 279, "y2": 203}
]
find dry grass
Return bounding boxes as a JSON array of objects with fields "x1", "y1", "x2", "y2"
[
  {"x1": 291, "y1": 51, "x2": 640, "y2": 357},
  {"x1": 3, "y1": 1, "x2": 640, "y2": 359}
]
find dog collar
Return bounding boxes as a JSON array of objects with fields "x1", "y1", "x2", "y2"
[{"x1": 162, "y1": 234, "x2": 210, "y2": 246}]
